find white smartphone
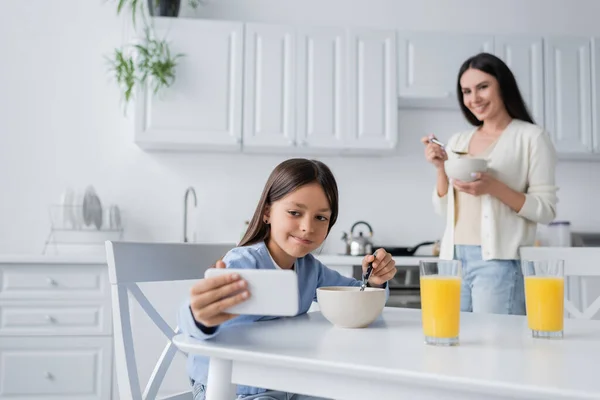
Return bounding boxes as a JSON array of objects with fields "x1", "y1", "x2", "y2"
[{"x1": 204, "y1": 268, "x2": 299, "y2": 316}]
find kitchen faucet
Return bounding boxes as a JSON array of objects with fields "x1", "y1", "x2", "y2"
[{"x1": 183, "y1": 186, "x2": 197, "y2": 243}]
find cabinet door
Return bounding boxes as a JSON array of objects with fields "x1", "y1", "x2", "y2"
[
  {"x1": 243, "y1": 24, "x2": 296, "y2": 149},
  {"x1": 296, "y1": 27, "x2": 346, "y2": 149},
  {"x1": 397, "y1": 33, "x2": 493, "y2": 108},
  {"x1": 593, "y1": 38, "x2": 600, "y2": 153},
  {"x1": 346, "y1": 28, "x2": 398, "y2": 150},
  {"x1": 134, "y1": 18, "x2": 244, "y2": 151},
  {"x1": 0, "y1": 336, "x2": 112, "y2": 400},
  {"x1": 544, "y1": 37, "x2": 593, "y2": 153},
  {"x1": 494, "y1": 36, "x2": 545, "y2": 126}
]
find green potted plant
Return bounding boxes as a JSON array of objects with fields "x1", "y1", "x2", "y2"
[
  {"x1": 108, "y1": 28, "x2": 183, "y2": 114},
  {"x1": 109, "y1": 0, "x2": 199, "y2": 113}
]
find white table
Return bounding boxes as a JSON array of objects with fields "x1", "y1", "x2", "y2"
[{"x1": 173, "y1": 308, "x2": 600, "y2": 400}]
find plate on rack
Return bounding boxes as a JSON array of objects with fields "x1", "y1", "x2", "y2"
[{"x1": 83, "y1": 186, "x2": 103, "y2": 230}]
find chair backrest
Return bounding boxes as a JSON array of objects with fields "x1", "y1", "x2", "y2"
[
  {"x1": 105, "y1": 241, "x2": 235, "y2": 400},
  {"x1": 520, "y1": 247, "x2": 600, "y2": 320}
]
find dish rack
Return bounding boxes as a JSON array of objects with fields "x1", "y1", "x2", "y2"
[{"x1": 43, "y1": 204, "x2": 124, "y2": 255}]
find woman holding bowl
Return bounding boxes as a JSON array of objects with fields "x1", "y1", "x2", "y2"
[{"x1": 421, "y1": 52, "x2": 558, "y2": 315}]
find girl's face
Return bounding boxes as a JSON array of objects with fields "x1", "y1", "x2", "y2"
[
  {"x1": 264, "y1": 182, "x2": 332, "y2": 268},
  {"x1": 460, "y1": 68, "x2": 506, "y2": 123}
]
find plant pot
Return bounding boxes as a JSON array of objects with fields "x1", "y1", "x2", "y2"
[{"x1": 147, "y1": 0, "x2": 181, "y2": 17}]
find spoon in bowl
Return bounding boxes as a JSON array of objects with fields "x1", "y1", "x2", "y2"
[
  {"x1": 429, "y1": 137, "x2": 468, "y2": 156},
  {"x1": 360, "y1": 254, "x2": 375, "y2": 291}
]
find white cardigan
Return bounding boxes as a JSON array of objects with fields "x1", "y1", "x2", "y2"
[{"x1": 433, "y1": 119, "x2": 558, "y2": 260}]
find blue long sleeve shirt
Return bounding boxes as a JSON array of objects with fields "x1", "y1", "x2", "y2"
[{"x1": 177, "y1": 241, "x2": 388, "y2": 397}]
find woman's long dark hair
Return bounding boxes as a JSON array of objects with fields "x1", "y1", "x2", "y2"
[
  {"x1": 457, "y1": 52, "x2": 534, "y2": 126},
  {"x1": 239, "y1": 158, "x2": 339, "y2": 247}
]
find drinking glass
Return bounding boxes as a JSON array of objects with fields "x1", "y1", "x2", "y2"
[
  {"x1": 419, "y1": 260, "x2": 462, "y2": 346},
  {"x1": 522, "y1": 259, "x2": 565, "y2": 339}
]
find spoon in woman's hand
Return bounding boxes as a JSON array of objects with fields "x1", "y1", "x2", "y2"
[{"x1": 429, "y1": 137, "x2": 468, "y2": 156}]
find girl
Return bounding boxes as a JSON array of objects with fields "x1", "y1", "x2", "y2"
[
  {"x1": 421, "y1": 52, "x2": 558, "y2": 315},
  {"x1": 178, "y1": 158, "x2": 397, "y2": 400}
]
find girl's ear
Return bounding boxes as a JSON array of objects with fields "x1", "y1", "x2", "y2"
[{"x1": 263, "y1": 205, "x2": 271, "y2": 224}]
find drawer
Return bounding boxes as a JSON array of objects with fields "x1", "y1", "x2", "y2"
[
  {"x1": 0, "y1": 336, "x2": 112, "y2": 400},
  {"x1": 0, "y1": 300, "x2": 112, "y2": 336},
  {"x1": 0, "y1": 265, "x2": 108, "y2": 300}
]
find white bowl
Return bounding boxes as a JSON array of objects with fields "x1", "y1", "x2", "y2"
[
  {"x1": 444, "y1": 158, "x2": 488, "y2": 182},
  {"x1": 316, "y1": 286, "x2": 386, "y2": 328}
]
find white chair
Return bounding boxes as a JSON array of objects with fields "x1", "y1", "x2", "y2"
[
  {"x1": 105, "y1": 241, "x2": 235, "y2": 400},
  {"x1": 520, "y1": 247, "x2": 600, "y2": 320}
]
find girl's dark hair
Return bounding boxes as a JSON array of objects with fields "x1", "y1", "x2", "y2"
[
  {"x1": 457, "y1": 52, "x2": 534, "y2": 126},
  {"x1": 239, "y1": 158, "x2": 339, "y2": 247}
]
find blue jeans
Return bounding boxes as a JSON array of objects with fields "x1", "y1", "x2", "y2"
[
  {"x1": 454, "y1": 245, "x2": 526, "y2": 315},
  {"x1": 192, "y1": 382, "x2": 329, "y2": 400}
]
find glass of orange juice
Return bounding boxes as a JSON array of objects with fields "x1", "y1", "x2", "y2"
[
  {"x1": 522, "y1": 259, "x2": 565, "y2": 339},
  {"x1": 419, "y1": 260, "x2": 462, "y2": 346}
]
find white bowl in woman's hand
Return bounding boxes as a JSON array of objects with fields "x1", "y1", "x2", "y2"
[{"x1": 444, "y1": 158, "x2": 488, "y2": 182}]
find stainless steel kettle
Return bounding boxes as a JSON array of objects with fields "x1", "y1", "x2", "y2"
[{"x1": 341, "y1": 221, "x2": 374, "y2": 256}]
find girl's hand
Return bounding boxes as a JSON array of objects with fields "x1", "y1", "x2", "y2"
[
  {"x1": 421, "y1": 134, "x2": 447, "y2": 170},
  {"x1": 453, "y1": 172, "x2": 499, "y2": 196},
  {"x1": 362, "y1": 248, "x2": 397, "y2": 287},
  {"x1": 189, "y1": 261, "x2": 250, "y2": 328}
]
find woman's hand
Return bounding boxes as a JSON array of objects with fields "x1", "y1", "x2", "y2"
[
  {"x1": 455, "y1": 172, "x2": 527, "y2": 212},
  {"x1": 362, "y1": 248, "x2": 397, "y2": 287},
  {"x1": 189, "y1": 261, "x2": 250, "y2": 328},
  {"x1": 453, "y1": 172, "x2": 499, "y2": 196},
  {"x1": 421, "y1": 134, "x2": 447, "y2": 170}
]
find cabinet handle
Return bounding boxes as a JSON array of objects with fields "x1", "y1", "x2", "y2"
[
  {"x1": 46, "y1": 277, "x2": 57, "y2": 286},
  {"x1": 44, "y1": 372, "x2": 54, "y2": 380}
]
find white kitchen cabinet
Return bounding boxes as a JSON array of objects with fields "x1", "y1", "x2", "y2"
[
  {"x1": 397, "y1": 33, "x2": 493, "y2": 109},
  {"x1": 243, "y1": 23, "x2": 296, "y2": 150},
  {"x1": 0, "y1": 337, "x2": 112, "y2": 400},
  {"x1": 346, "y1": 28, "x2": 398, "y2": 151},
  {"x1": 243, "y1": 24, "x2": 398, "y2": 153},
  {"x1": 0, "y1": 261, "x2": 113, "y2": 400},
  {"x1": 494, "y1": 36, "x2": 545, "y2": 126},
  {"x1": 296, "y1": 27, "x2": 347, "y2": 149},
  {"x1": 134, "y1": 18, "x2": 244, "y2": 151},
  {"x1": 544, "y1": 37, "x2": 594, "y2": 154},
  {"x1": 593, "y1": 38, "x2": 600, "y2": 153}
]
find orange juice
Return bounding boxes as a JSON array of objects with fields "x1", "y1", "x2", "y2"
[
  {"x1": 420, "y1": 276, "x2": 461, "y2": 338},
  {"x1": 525, "y1": 276, "x2": 564, "y2": 332}
]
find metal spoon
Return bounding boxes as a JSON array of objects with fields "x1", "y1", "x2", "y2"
[
  {"x1": 360, "y1": 254, "x2": 375, "y2": 291},
  {"x1": 429, "y1": 137, "x2": 468, "y2": 156}
]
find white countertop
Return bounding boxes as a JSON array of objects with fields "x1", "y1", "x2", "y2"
[
  {"x1": 175, "y1": 307, "x2": 600, "y2": 400},
  {"x1": 0, "y1": 254, "x2": 107, "y2": 264},
  {"x1": 0, "y1": 246, "x2": 597, "y2": 270},
  {"x1": 314, "y1": 253, "x2": 437, "y2": 266}
]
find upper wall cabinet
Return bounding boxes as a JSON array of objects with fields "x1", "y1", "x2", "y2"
[
  {"x1": 397, "y1": 33, "x2": 493, "y2": 109},
  {"x1": 134, "y1": 18, "x2": 244, "y2": 151},
  {"x1": 544, "y1": 37, "x2": 594, "y2": 154},
  {"x1": 494, "y1": 36, "x2": 545, "y2": 126},
  {"x1": 296, "y1": 26, "x2": 347, "y2": 149},
  {"x1": 242, "y1": 24, "x2": 296, "y2": 149},
  {"x1": 242, "y1": 23, "x2": 397, "y2": 153}
]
